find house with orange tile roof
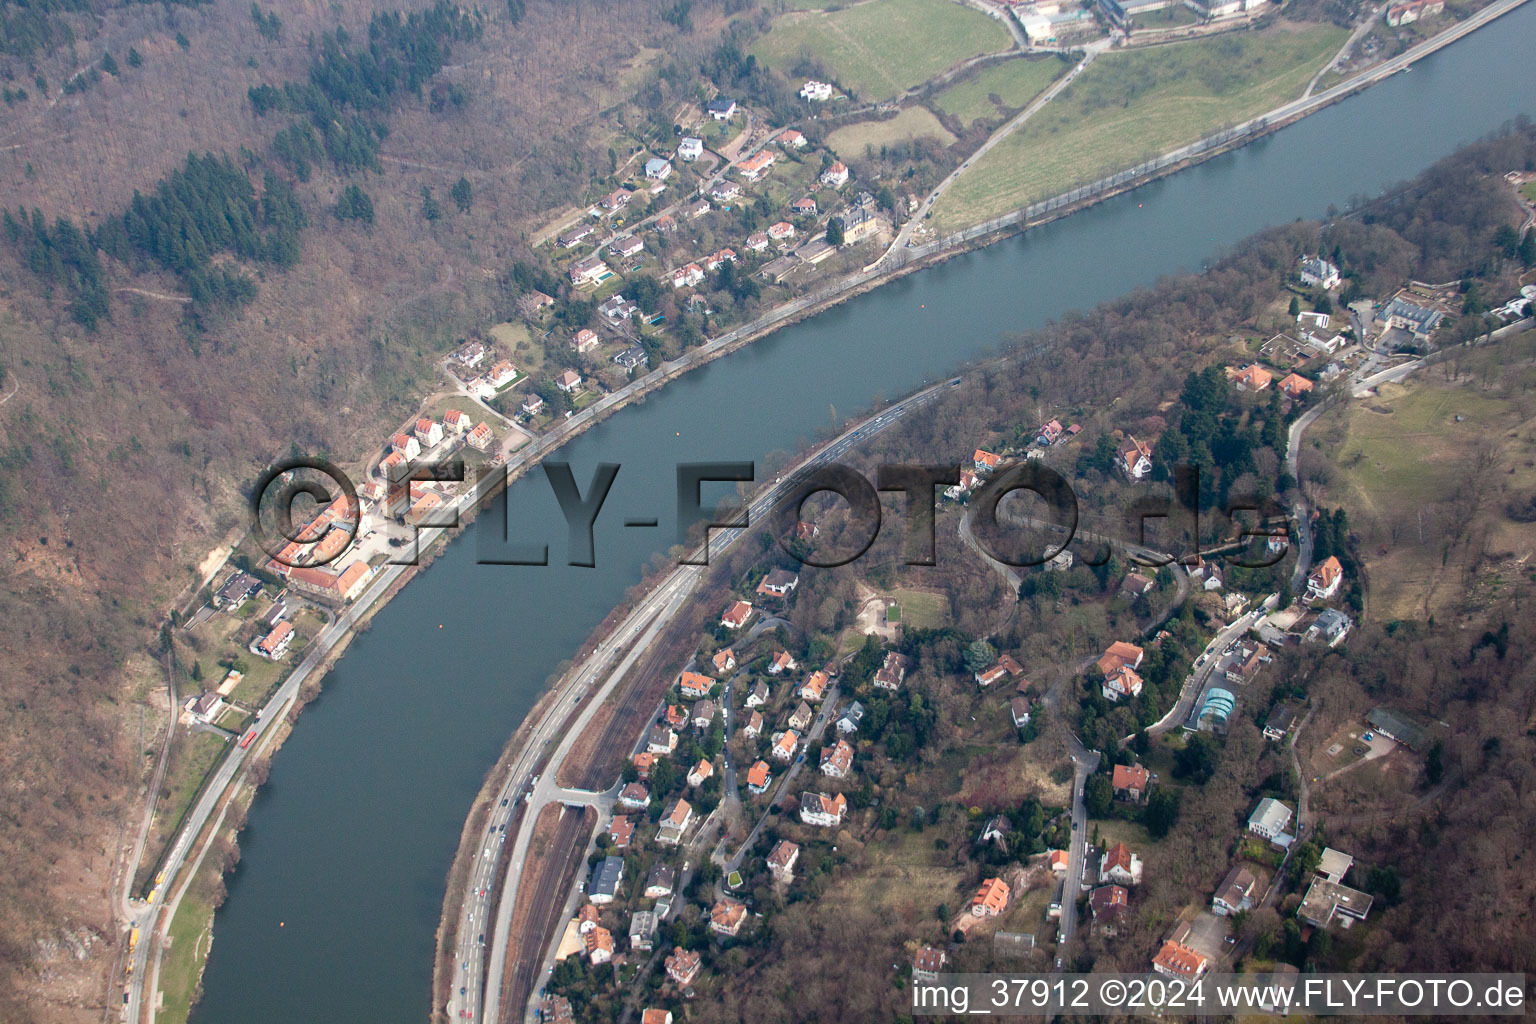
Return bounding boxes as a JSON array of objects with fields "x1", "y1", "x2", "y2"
[
  {"x1": 746, "y1": 759, "x2": 772, "y2": 794},
  {"x1": 912, "y1": 945, "x2": 947, "y2": 982},
  {"x1": 607, "y1": 814, "x2": 634, "y2": 850},
  {"x1": 821, "y1": 160, "x2": 849, "y2": 187},
  {"x1": 1307, "y1": 554, "x2": 1343, "y2": 601},
  {"x1": 712, "y1": 648, "x2": 735, "y2": 673},
  {"x1": 584, "y1": 925, "x2": 614, "y2": 964},
  {"x1": 767, "y1": 220, "x2": 796, "y2": 241},
  {"x1": 414, "y1": 417, "x2": 444, "y2": 448},
  {"x1": 641, "y1": 1009, "x2": 674, "y2": 1024},
  {"x1": 1048, "y1": 850, "x2": 1069, "y2": 873},
  {"x1": 1103, "y1": 664, "x2": 1143, "y2": 702},
  {"x1": 618, "y1": 782, "x2": 650, "y2": 810},
  {"x1": 442, "y1": 409, "x2": 470, "y2": 433},
  {"x1": 777, "y1": 128, "x2": 807, "y2": 148},
  {"x1": 679, "y1": 671, "x2": 714, "y2": 698},
  {"x1": 819, "y1": 738, "x2": 853, "y2": 778},
  {"x1": 657, "y1": 798, "x2": 694, "y2": 845},
  {"x1": 768, "y1": 651, "x2": 796, "y2": 675},
  {"x1": 252, "y1": 620, "x2": 295, "y2": 660},
  {"x1": 467, "y1": 422, "x2": 494, "y2": 451},
  {"x1": 285, "y1": 561, "x2": 373, "y2": 604},
  {"x1": 771, "y1": 730, "x2": 800, "y2": 763},
  {"x1": 391, "y1": 432, "x2": 421, "y2": 459},
  {"x1": 720, "y1": 600, "x2": 753, "y2": 629},
  {"x1": 571, "y1": 328, "x2": 600, "y2": 354},
  {"x1": 1152, "y1": 939, "x2": 1209, "y2": 979},
  {"x1": 736, "y1": 149, "x2": 776, "y2": 181},
  {"x1": 1277, "y1": 372, "x2": 1314, "y2": 399},
  {"x1": 1118, "y1": 435, "x2": 1154, "y2": 479},
  {"x1": 687, "y1": 758, "x2": 714, "y2": 787},
  {"x1": 1229, "y1": 364, "x2": 1273, "y2": 391},
  {"x1": 709, "y1": 896, "x2": 748, "y2": 936},
  {"x1": 971, "y1": 877, "x2": 1011, "y2": 917},
  {"x1": 1099, "y1": 842, "x2": 1143, "y2": 885},
  {"x1": 799, "y1": 791, "x2": 847, "y2": 827},
  {"x1": 630, "y1": 752, "x2": 655, "y2": 777},
  {"x1": 799, "y1": 670, "x2": 829, "y2": 702},
  {"x1": 1112, "y1": 763, "x2": 1151, "y2": 801},
  {"x1": 1096, "y1": 641, "x2": 1144, "y2": 676},
  {"x1": 665, "y1": 704, "x2": 688, "y2": 729},
  {"x1": 874, "y1": 652, "x2": 909, "y2": 691},
  {"x1": 578, "y1": 904, "x2": 599, "y2": 933},
  {"x1": 973, "y1": 448, "x2": 1004, "y2": 472}
]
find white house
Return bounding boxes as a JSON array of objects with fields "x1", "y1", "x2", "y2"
[
  {"x1": 645, "y1": 157, "x2": 673, "y2": 181},
  {"x1": 798, "y1": 791, "x2": 846, "y2": 827},
  {"x1": 677, "y1": 137, "x2": 704, "y2": 162},
  {"x1": 1298, "y1": 255, "x2": 1341, "y2": 289},
  {"x1": 799, "y1": 80, "x2": 833, "y2": 102},
  {"x1": 1247, "y1": 797, "x2": 1293, "y2": 841}
]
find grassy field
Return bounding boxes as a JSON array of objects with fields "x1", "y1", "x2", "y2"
[
  {"x1": 157, "y1": 866, "x2": 217, "y2": 1024},
  {"x1": 1521, "y1": 180, "x2": 1536, "y2": 203},
  {"x1": 930, "y1": 56, "x2": 1067, "y2": 128},
  {"x1": 749, "y1": 0, "x2": 1013, "y2": 102},
  {"x1": 828, "y1": 106, "x2": 958, "y2": 155},
  {"x1": 893, "y1": 587, "x2": 949, "y2": 628},
  {"x1": 1325, "y1": 358, "x2": 1536, "y2": 618},
  {"x1": 1135, "y1": 3, "x2": 1199, "y2": 27},
  {"x1": 930, "y1": 22, "x2": 1348, "y2": 231}
]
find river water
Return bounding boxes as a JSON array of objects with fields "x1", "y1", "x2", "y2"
[{"x1": 192, "y1": 10, "x2": 1536, "y2": 1021}]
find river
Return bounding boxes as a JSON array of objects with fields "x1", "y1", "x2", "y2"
[{"x1": 192, "y1": 9, "x2": 1536, "y2": 1021}]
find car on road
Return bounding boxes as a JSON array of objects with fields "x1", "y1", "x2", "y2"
[{"x1": 501, "y1": 798, "x2": 508, "y2": 806}]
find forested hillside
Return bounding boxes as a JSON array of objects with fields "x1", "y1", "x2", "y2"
[{"x1": 0, "y1": 0, "x2": 751, "y2": 1017}]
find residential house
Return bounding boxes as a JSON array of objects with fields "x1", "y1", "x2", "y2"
[
  {"x1": 800, "y1": 670, "x2": 829, "y2": 702},
  {"x1": 1298, "y1": 255, "x2": 1341, "y2": 289},
  {"x1": 646, "y1": 726, "x2": 677, "y2": 755},
  {"x1": 644, "y1": 157, "x2": 673, "y2": 180},
  {"x1": 665, "y1": 705, "x2": 688, "y2": 730},
  {"x1": 607, "y1": 814, "x2": 634, "y2": 850},
  {"x1": 390, "y1": 432, "x2": 422, "y2": 460},
  {"x1": 771, "y1": 730, "x2": 800, "y2": 763},
  {"x1": 600, "y1": 292, "x2": 639, "y2": 321},
  {"x1": 971, "y1": 877, "x2": 1011, "y2": 917},
  {"x1": 874, "y1": 652, "x2": 909, "y2": 691},
  {"x1": 485, "y1": 360, "x2": 518, "y2": 390},
  {"x1": 655, "y1": 214, "x2": 678, "y2": 234},
  {"x1": 679, "y1": 671, "x2": 713, "y2": 699},
  {"x1": 745, "y1": 231, "x2": 770, "y2": 252},
  {"x1": 837, "y1": 700, "x2": 866, "y2": 734},
  {"x1": 584, "y1": 926, "x2": 614, "y2": 964},
  {"x1": 657, "y1": 798, "x2": 694, "y2": 845},
  {"x1": 665, "y1": 947, "x2": 701, "y2": 987},
  {"x1": 746, "y1": 759, "x2": 772, "y2": 794},
  {"x1": 1102, "y1": 664, "x2": 1144, "y2": 702},
  {"x1": 645, "y1": 862, "x2": 675, "y2": 898},
  {"x1": 745, "y1": 680, "x2": 770, "y2": 707},
  {"x1": 707, "y1": 97, "x2": 737, "y2": 120},
  {"x1": 799, "y1": 791, "x2": 847, "y2": 827},
  {"x1": 252, "y1": 621, "x2": 295, "y2": 660},
  {"x1": 768, "y1": 840, "x2": 800, "y2": 883},
  {"x1": 1099, "y1": 842, "x2": 1143, "y2": 885},
  {"x1": 704, "y1": 247, "x2": 737, "y2": 271},
  {"x1": 1386, "y1": 0, "x2": 1443, "y2": 25},
  {"x1": 799, "y1": 80, "x2": 833, "y2": 101},
  {"x1": 1212, "y1": 865, "x2": 1257, "y2": 916},
  {"x1": 571, "y1": 328, "x2": 600, "y2": 354},
  {"x1": 568, "y1": 254, "x2": 610, "y2": 286},
  {"x1": 721, "y1": 600, "x2": 753, "y2": 628},
  {"x1": 767, "y1": 220, "x2": 796, "y2": 242},
  {"x1": 979, "y1": 815, "x2": 1008, "y2": 849},
  {"x1": 619, "y1": 782, "x2": 650, "y2": 810},
  {"x1": 630, "y1": 752, "x2": 655, "y2": 777},
  {"x1": 1118, "y1": 435, "x2": 1155, "y2": 479},
  {"x1": 790, "y1": 196, "x2": 818, "y2": 217},
  {"x1": 687, "y1": 758, "x2": 714, "y2": 787},
  {"x1": 453, "y1": 340, "x2": 486, "y2": 366},
  {"x1": 912, "y1": 945, "x2": 946, "y2": 982},
  {"x1": 1112, "y1": 763, "x2": 1150, "y2": 802},
  {"x1": 1230, "y1": 364, "x2": 1273, "y2": 391},
  {"x1": 1036, "y1": 419, "x2": 1064, "y2": 446},
  {"x1": 600, "y1": 188, "x2": 631, "y2": 212},
  {"x1": 1097, "y1": 641, "x2": 1145, "y2": 702},
  {"x1": 973, "y1": 448, "x2": 1004, "y2": 473},
  {"x1": 671, "y1": 262, "x2": 706, "y2": 289},
  {"x1": 836, "y1": 204, "x2": 878, "y2": 244},
  {"x1": 1225, "y1": 643, "x2": 1270, "y2": 684},
  {"x1": 1307, "y1": 607, "x2": 1353, "y2": 647},
  {"x1": 820, "y1": 738, "x2": 853, "y2": 778},
  {"x1": 1010, "y1": 697, "x2": 1032, "y2": 729},
  {"x1": 1366, "y1": 706, "x2": 1426, "y2": 749},
  {"x1": 677, "y1": 137, "x2": 704, "y2": 161},
  {"x1": 769, "y1": 651, "x2": 797, "y2": 675},
  {"x1": 712, "y1": 648, "x2": 736, "y2": 674},
  {"x1": 578, "y1": 904, "x2": 599, "y2": 934},
  {"x1": 1121, "y1": 572, "x2": 1154, "y2": 598},
  {"x1": 557, "y1": 224, "x2": 595, "y2": 248},
  {"x1": 555, "y1": 369, "x2": 583, "y2": 393},
  {"x1": 709, "y1": 180, "x2": 743, "y2": 202},
  {"x1": 1278, "y1": 372, "x2": 1314, "y2": 399},
  {"x1": 1263, "y1": 701, "x2": 1299, "y2": 742},
  {"x1": 788, "y1": 701, "x2": 814, "y2": 732},
  {"x1": 710, "y1": 897, "x2": 748, "y2": 937},
  {"x1": 1152, "y1": 940, "x2": 1209, "y2": 980},
  {"x1": 442, "y1": 409, "x2": 470, "y2": 434},
  {"x1": 743, "y1": 711, "x2": 764, "y2": 740},
  {"x1": 613, "y1": 345, "x2": 646, "y2": 370},
  {"x1": 820, "y1": 161, "x2": 849, "y2": 188},
  {"x1": 184, "y1": 691, "x2": 224, "y2": 724},
  {"x1": 630, "y1": 912, "x2": 657, "y2": 953},
  {"x1": 1089, "y1": 884, "x2": 1128, "y2": 923},
  {"x1": 214, "y1": 571, "x2": 262, "y2": 610},
  {"x1": 608, "y1": 235, "x2": 645, "y2": 260},
  {"x1": 284, "y1": 562, "x2": 372, "y2": 605},
  {"x1": 1247, "y1": 797, "x2": 1294, "y2": 841},
  {"x1": 1307, "y1": 555, "x2": 1343, "y2": 601},
  {"x1": 520, "y1": 393, "x2": 545, "y2": 417},
  {"x1": 757, "y1": 567, "x2": 800, "y2": 596},
  {"x1": 1298, "y1": 877, "x2": 1374, "y2": 927},
  {"x1": 686, "y1": 199, "x2": 711, "y2": 219},
  {"x1": 589, "y1": 856, "x2": 625, "y2": 904},
  {"x1": 736, "y1": 150, "x2": 776, "y2": 181},
  {"x1": 517, "y1": 290, "x2": 555, "y2": 318},
  {"x1": 1048, "y1": 850, "x2": 1069, "y2": 873}
]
